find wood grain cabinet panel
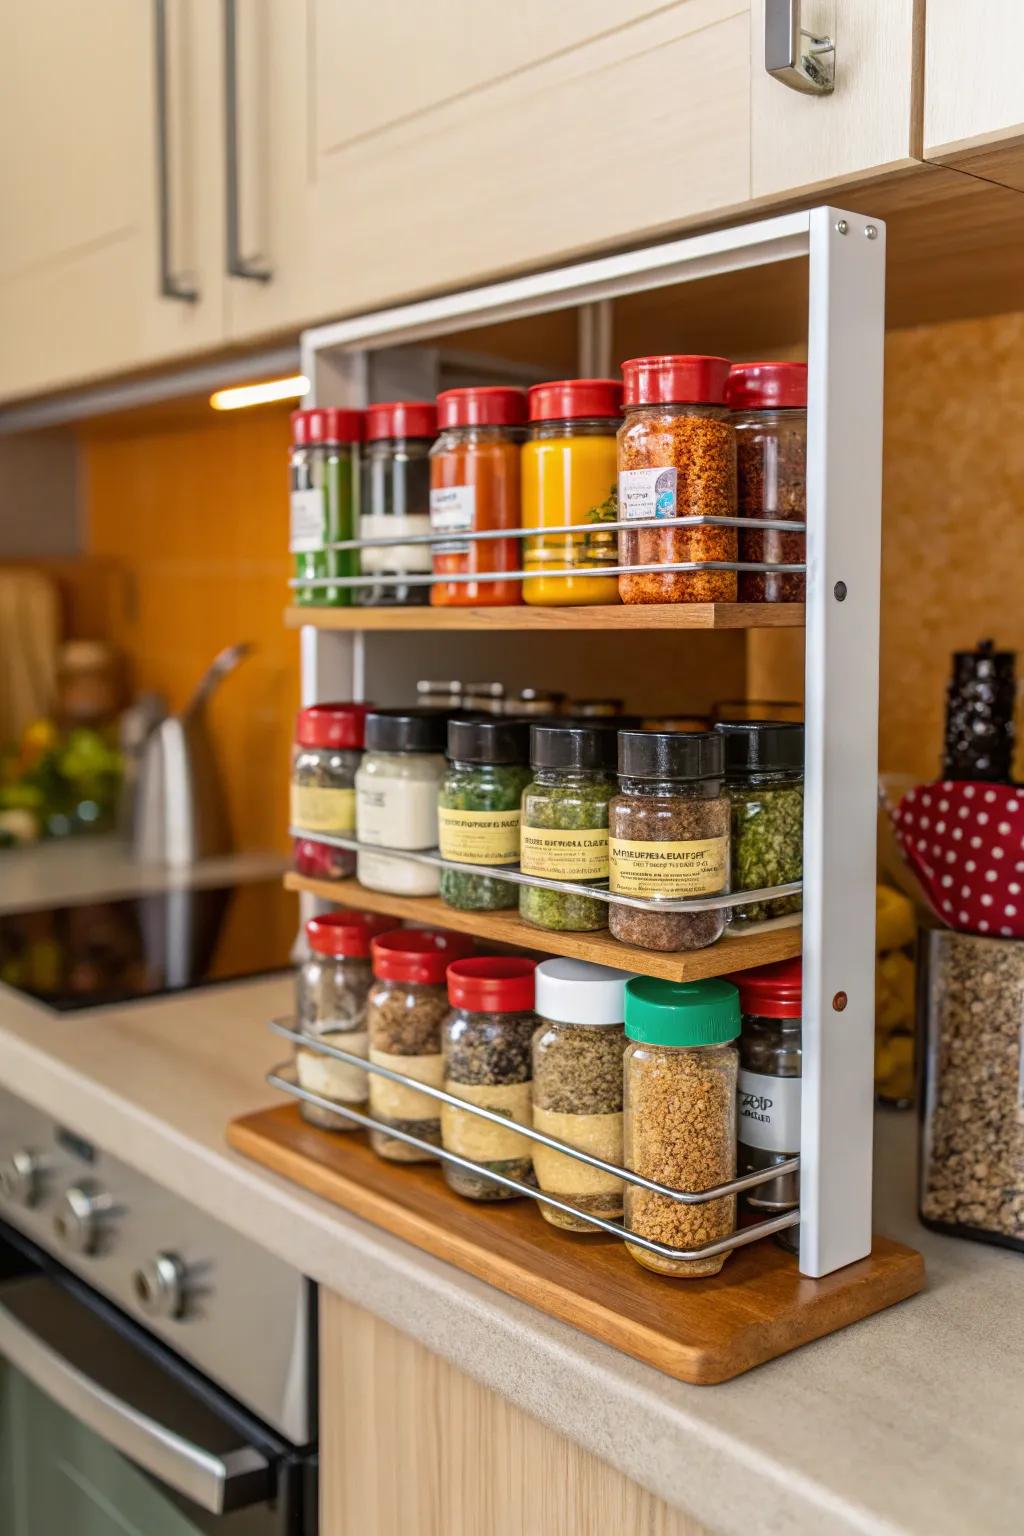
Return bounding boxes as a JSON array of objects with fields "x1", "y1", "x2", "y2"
[{"x1": 923, "y1": 0, "x2": 1024, "y2": 191}]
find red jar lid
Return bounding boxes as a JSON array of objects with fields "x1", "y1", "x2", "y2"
[
  {"x1": 728, "y1": 957, "x2": 802, "y2": 1018},
  {"x1": 447, "y1": 956, "x2": 537, "y2": 1013},
  {"x1": 621, "y1": 355, "x2": 731, "y2": 408},
  {"x1": 436, "y1": 387, "x2": 528, "y2": 430},
  {"x1": 306, "y1": 911, "x2": 395, "y2": 958},
  {"x1": 371, "y1": 928, "x2": 474, "y2": 985},
  {"x1": 291, "y1": 408, "x2": 365, "y2": 446},
  {"x1": 725, "y1": 362, "x2": 807, "y2": 411},
  {"x1": 527, "y1": 379, "x2": 623, "y2": 423},
  {"x1": 365, "y1": 401, "x2": 438, "y2": 442},
  {"x1": 295, "y1": 703, "x2": 372, "y2": 750}
]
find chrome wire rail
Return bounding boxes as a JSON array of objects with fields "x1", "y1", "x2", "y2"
[{"x1": 323, "y1": 513, "x2": 808, "y2": 551}]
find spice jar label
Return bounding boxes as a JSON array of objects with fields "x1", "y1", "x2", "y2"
[
  {"x1": 357, "y1": 780, "x2": 438, "y2": 849},
  {"x1": 609, "y1": 836, "x2": 727, "y2": 897},
  {"x1": 521, "y1": 824, "x2": 609, "y2": 881},
  {"x1": 430, "y1": 485, "x2": 476, "y2": 555},
  {"x1": 619, "y1": 467, "x2": 677, "y2": 521},
  {"x1": 290, "y1": 784, "x2": 355, "y2": 834},
  {"x1": 290, "y1": 488, "x2": 324, "y2": 552},
  {"x1": 369, "y1": 1050, "x2": 444, "y2": 1120},
  {"x1": 441, "y1": 1081, "x2": 532, "y2": 1162},
  {"x1": 358, "y1": 512, "x2": 433, "y2": 574},
  {"x1": 438, "y1": 806, "x2": 521, "y2": 866},
  {"x1": 532, "y1": 1107, "x2": 623, "y2": 1196},
  {"x1": 737, "y1": 1069, "x2": 801, "y2": 1153},
  {"x1": 297, "y1": 1035, "x2": 369, "y2": 1106}
]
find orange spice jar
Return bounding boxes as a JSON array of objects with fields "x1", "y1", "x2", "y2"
[{"x1": 429, "y1": 387, "x2": 527, "y2": 606}]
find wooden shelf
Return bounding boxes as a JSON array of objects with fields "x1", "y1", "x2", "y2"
[
  {"x1": 285, "y1": 602, "x2": 805, "y2": 633},
  {"x1": 285, "y1": 873, "x2": 801, "y2": 982}
]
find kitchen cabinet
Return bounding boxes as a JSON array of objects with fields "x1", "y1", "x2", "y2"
[{"x1": 923, "y1": 0, "x2": 1024, "y2": 191}]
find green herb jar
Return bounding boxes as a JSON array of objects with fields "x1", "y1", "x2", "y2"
[
  {"x1": 519, "y1": 724, "x2": 616, "y2": 932},
  {"x1": 290, "y1": 408, "x2": 363, "y2": 607},
  {"x1": 438, "y1": 718, "x2": 531, "y2": 911},
  {"x1": 716, "y1": 721, "x2": 803, "y2": 924}
]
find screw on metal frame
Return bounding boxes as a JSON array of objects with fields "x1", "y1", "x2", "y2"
[
  {"x1": 835, "y1": 219, "x2": 849, "y2": 235},
  {"x1": 833, "y1": 581, "x2": 847, "y2": 601}
]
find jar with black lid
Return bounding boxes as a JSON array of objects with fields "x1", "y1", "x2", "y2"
[
  {"x1": 728, "y1": 957, "x2": 801, "y2": 1251},
  {"x1": 438, "y1": 717, "x2": 531, "y2": 912},
  {"x1": 355, "y1": 710, "x2": 447, "y2": 895},
  {"x1": 519, "y1": 723, "x2": 617, "y2": 932},
  {"x1": 356, "y1": 401, "x2": 437, "y2": 608},
  {"x1": 716, "y1": 720, "x2": 803, "y2": 924}
]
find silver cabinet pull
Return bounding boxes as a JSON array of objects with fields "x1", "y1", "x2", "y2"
[
  {"x1": 153, "y1": 0, "x2": 198, "y2": 301},
  {"x1": 224, "y1": 0, "x2": 272, "y2": 281},
  {"x1": 765, "y1": 0, "x2": 835, "y2": 94}
]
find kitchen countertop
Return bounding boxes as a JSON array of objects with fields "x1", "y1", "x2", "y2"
[{"x1": 0, "y1": 971, "x2": 1019, "y2": 1536}]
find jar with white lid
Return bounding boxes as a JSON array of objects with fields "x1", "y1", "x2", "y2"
[{"x1": 355, "y1": 710, "x2": 447, "y2": 894}]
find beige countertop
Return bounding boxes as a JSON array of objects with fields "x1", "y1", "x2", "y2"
[{"x1": 0, "y1": 971, "x2": 1019, "y2": 1536}]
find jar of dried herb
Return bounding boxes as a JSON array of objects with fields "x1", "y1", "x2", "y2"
[
  {"x1": 291, "y1": 703, "x2": 372, "y2": 881},
  {"x1": 440, "y1": 956, "x2": 537, "y2": 1200},
  {"x1": 617, "y1": 356, "x2": 737, "y2": 604},
  {"x1": 290, "y1": 407, "x2": 364, "y2": 607},
  {"x1": 716, "y1": 720, "x2": 803, "y2": 924},
  {"x1": 366, "y1": 928, "x2": 474, "y2": 1162},
  {"x1": 356, "y1": 401, "x2": 437, "y2": 608},
  {"x1": 356, "y1": 710, "x2": 447, "y2": 896},
  {"x1": 438, "y1": 718, "x2": 531, "y2": 912},
  {"x1": 608, "y1": 731, "x2": 729, "y2": 952},
  {"x1": 728, "y1": 957, "x2": 802, "y2": 1249},
  {"x1": 532, "y1": 958, "x2": 630, "y2": 1231},
  {"x1": 519, "y1": 724, "x2": 616, "y2": 932},
  {"x1": 726, "y1": 362, "x2": 806, "y2": 603},
  {"x1": 623, "y1": 976, "x2": 739, "y2": 1277}
]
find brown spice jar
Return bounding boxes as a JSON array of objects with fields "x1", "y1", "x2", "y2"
[{"x1": 727, "y1": 362, "x2": 806, "y2": 603}]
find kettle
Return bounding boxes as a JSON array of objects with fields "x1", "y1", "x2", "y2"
[{"x1": 132, "y1": 643, "x2": 252, "y2": 866}]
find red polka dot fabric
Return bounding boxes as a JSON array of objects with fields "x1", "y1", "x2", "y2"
[{"x1": 892, "y1": 781, "x2": 1024, "y2": 938}]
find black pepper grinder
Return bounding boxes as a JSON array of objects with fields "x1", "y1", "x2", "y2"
[{"x1": 941, "y1": 639, "x2": 1016, "y2": 783}]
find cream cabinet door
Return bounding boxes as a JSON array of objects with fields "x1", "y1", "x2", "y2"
[{"x1": 923, "y1": 0, "x2": 1024, "y2": 189}]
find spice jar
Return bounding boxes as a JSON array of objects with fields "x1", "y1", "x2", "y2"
[
  {"x1": 417, "y1": 679, "x2": 464, "y2": 711},
  {"x1": 726, "y1": 362, "x2": 806, "y2": 603},
  {"x1": 532, "y1": 958, "x2": 630, "y2": 1231},
  {"x1": 463, "y1": 682, "x2": 505, "y2": 715},
  {"x1": 290, "y1": 408, "x2": 364, "y2": 608},
  {"x1": 438, "y1": 718, "x2": 531, "y2": 912},
  {"x1": 430, "y1": 387, "x2": 527, "y2": 606},
  {"x1": 519, "y1": 724, "x2": 616, "y2": 932},
  {"x1": 291, "y1": 703, "x2": 371, "y2": 880},
  {"x1": 522, "y1": 379, "x2": 621, "y2": 607},
  {"x1": 573, "y1": 699, "x2": 624, "y2": 719},
  {"x1": 623, "y1": 976, "x2": 740, "y2": 1277},
  {"x1": 503, "y1": 688, "x2": 567, "y2": 718},
  {"x1": 717, "y1": 720, "x2": 803, "y2": 924},
  {"x1": 441, "y1": 956, "x2": 537, "y2": 1200},
  {"x1": 367, "y1": 928, "x2": 474, "y2": 1161},
  {"x1": 356, "y1": 401, "x2": 437, "y2": 608},
  {"x1": 617, "y1": 356, "x2": 737, "y2": 604},
  {"x1": 355, "y1": 711, "x2": 447, "y2": 895},
  {"x1": 295, "y1": 911, "x2": 396, "y2": 1128},
  {"x1": 729, "y1": 958, "x2": 801, "y2": 1246},
  {"x1": 608, "y1": 732, "x2": 729, "y2": 952}
]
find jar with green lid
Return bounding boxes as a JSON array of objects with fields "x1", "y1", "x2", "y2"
[
  {"x1": 438, "y1": 718, "x2": 531, "y2": 912},
  {"x1": 519, "y1": 724, "x2": 616, "y2": 932},
  {"x1": 716, "y1": 721, "x2": 803, "y2": 924},
  {"x1": 623, "y1": 976, "x2": 739, "y2": 1277},
  {"x1": 356, "y1": 401, "x2": 437, "y2": 608},
  {"x1": 290, "y1": 407, "x2": 363, "y2": 607}
]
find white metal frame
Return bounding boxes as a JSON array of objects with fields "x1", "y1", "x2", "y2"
[{"x1": 295, "y1": 205, "x2": 886, "y2": 1280}]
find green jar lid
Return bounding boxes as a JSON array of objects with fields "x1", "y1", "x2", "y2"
[{"x1": 624, "y1": 976, "x2": 740, "y2": 1046}]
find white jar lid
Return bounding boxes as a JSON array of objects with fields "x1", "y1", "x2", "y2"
[{"x1": 534, "y1": 958, "x2": 634, "y2": 1027}]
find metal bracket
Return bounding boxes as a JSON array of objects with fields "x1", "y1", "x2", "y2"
[{"x1": 765, "y1": 0, "x2": 835, "y2": 95}]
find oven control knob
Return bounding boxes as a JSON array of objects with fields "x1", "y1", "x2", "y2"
[
  {"x1": 53, "y1": 1181, "x2": 115, "y2": 1255},
  {"x1": 132, "y1": 1252, "x2": 189, "y2": 1320},
  {"x1": 0, "y1": 1148, "x2": 46, "y2": 1208}
]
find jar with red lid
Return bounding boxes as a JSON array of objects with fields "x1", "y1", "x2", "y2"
[
  {"x1": 291, "y1": 703, "x2": 371, "y2": 880},
  {"x1": 441, "y1": 957, "x2": 537, "y2": 1200},
  {"x1": 295, "y1": 911, "x2": 396, "y2": 1129},
  {"x1": 290, "y1": 408, "x2": 364, "y2": 608},
  {"x1": 617, "y1": 356, "x2": 737, "y2": 604},
  {"x1": 366, "y1": 928, "x2": 475, "y2": 1162},
  {"x1": 726, "y1": 362, "x2": 806, "y2": 603},
  {"x1": 357, "y1": 400, "x2": 437, "y2": 608},
  {"x1": 429, "y1": 387, "x2": 527, "y2": 606},
  {"x1": 728, "y1": 957, "x2": 801, "y2": 1245}
]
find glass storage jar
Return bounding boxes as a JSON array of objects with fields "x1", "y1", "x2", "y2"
[
  {"x1": 355, "y1": 711, "x2": 447, "y2": 896},
  {"x1": 417, "y1": 679, "x2": 464, "y2": 711},
  {"x1": 608, "y1": 731, "x2": 729, "y2": 953},
  {"x1": 291, "y1": 703, "x2": 371, "y2": 880},
  {"x1": 295, "y1": 911, "x2": 396, "y2": 1128},
  {"x1": 290, "y1": 408, "x2": 364, "y2": 608},
  {"x1": 463, "y1": 682, "x2": 505, "y2": 715},
  {"x1": 531, "y1": 958, "x2": 630, "y2": 1231},
  {"x1": 519, "y1": 724, "x2": 616, "y2": 933},
  {"x1": 728, "y1": 957, "x2": 801, "y2": 1250},
  {"x1": 503, "y1": 688, "x2": 567, "y2": 718},
  {"x1": 522, "y1": 379, "x2": 621, "y2": 607},
  {"x1": 430, "y1": 387, "x2": 527, "y2": 606},
  {"x1": 440, "y1": 957, "x2": 537, "y2": 1200},
  {"x1": 573, "y1": 699, "x2": 624, "y2": 720},
  {"x1": 623, "y1": 977, "x2": 740, "y2": 1277},
  {"x1": 356, "y1": 401, "x2": 436, "y2": 608},
  {"x1": 438, "y1": 718, "x2": 531, "y2": 912},
  {"x1": 726, "y1": 362, "x2": 806, "y2": 603},
  {"x1": 716, "y1": 720, "x2": 803, "y2": 924},
  {"x1": 617, "y1": 355, "x2": 737, "y2": 604},
  {"x1": 367, "y1": 928, "x2": 474, "y2": 1162}
]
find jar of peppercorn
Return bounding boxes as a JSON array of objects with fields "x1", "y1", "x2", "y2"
[
  {"x1": 290, "y1": 703, "x2": 372, "y2": 880},
  {"x1": 726, "y1": 362, "x2": 806, "y2": 603}
]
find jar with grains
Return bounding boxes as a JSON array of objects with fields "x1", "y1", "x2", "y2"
[
  {"x1": 290, "y1": 408, "x2": 363, "y2": 608},
  {"x1": 356, "y1": 401, "x2": 436, "y2": 608},
  {"x1": 531, "y1": 958, "x2": 630, "y2": 1231},
  {"x1": 291, "y1": 703, "x2": 371, "y2": 881},
  {"x1": 295, "y1": 911, "x2": 396, "y2": 1129},
  {"x1": 367, "y1": 928, "x2": 474, "y2": 1162},
  {"x1": 521, "y1": 379, "x2": 621, "y2": 607},
  {"x1": 623, "y1": 976, "x2": 740, "y2": 1276},
  {"x1": 355, "y1": 711, "x2": 447, "y2": 896},
  {"x1": 441, "y1": 957, "x2": 537, "y2": 1200},
  {"x1": 729, "y1": 957, "x2": 801, "y2": 1251},
  {"x1": 519, "y1": 724, "x2": 617, "y2": 933},
  {"x1": 617, "y1": 355, "x2": 737, "y2": 604},
  {"x1": 716, "y1": 720, "x2": 803, "y2": 924},
  {"x1": 726, "y1": 362, "x2": 806, "y2": 604},
  {"x1": 438, "y1": 718, "x2": 531, "y2": 913},
  {"x1": 430, "y1": 387, "x2": 527, "y2": 607},
  {"x1": 608, "y1": 732, "x2": 729, "y2": 953}
]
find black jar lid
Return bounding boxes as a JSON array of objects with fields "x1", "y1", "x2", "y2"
[
  {"x1": 447, "y1": 716, "x2": 530, "y2": 765},
  {"x1": 714, "y1": 720, "x2": 804, "y2": 774},
  {"x1": 618, "y1": 730, "x2": 723, "y2": 780},
  {"x1": 365, "y1": 709, "x2": 446, "y2": 754},
  {"x1": 530, "y1": 722, "x2": 617, "y2": 772}
]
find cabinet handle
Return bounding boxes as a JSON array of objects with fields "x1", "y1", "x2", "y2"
[
  {"x1": 154, "y1": 0, "x2": 198, "y2": 301},
  {"x1": 224, "y1": 0, "x2": 272, "y2": 282},
  {"x1": 764, "y1": 0, "x2": 835, "y2": 95}
]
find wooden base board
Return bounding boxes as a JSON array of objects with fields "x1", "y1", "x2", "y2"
[
  {"x1": 228, "y1": 1105, "x2": 925, "y2": 1386},
  {"x1": 284, "y1": 603, "x2": 805, "y2": 632}
]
